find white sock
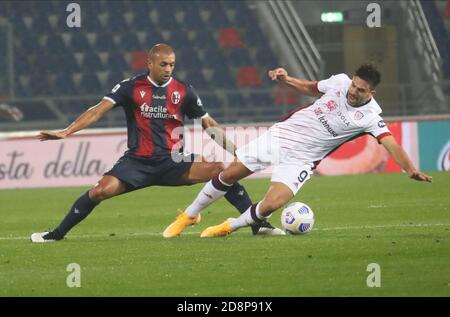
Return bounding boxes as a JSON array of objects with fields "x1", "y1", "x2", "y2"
[
  {"x1": 186, "y1": 178, "x2": 229, "y2": 217},
  {"x1": 230, "y1": 202, "x2": 265, "y2": 230}
]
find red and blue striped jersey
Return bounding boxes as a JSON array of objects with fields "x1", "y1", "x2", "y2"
[{"x1": 104, "y1": 73, "x2": 206, "y2": 158}]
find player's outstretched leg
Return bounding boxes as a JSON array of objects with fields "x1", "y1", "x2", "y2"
[
  {"x1": 31, "y1": 176, "x2": 126, "y2": 243},
  {"x1": 31, "y1": 191, "x2": 99, "y2": 243}
]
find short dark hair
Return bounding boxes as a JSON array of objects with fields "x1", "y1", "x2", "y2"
[{"x1": 355, "y1": 64, "x2": 381, "y2": 88}]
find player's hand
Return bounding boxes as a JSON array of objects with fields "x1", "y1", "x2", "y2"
[
  {"x1": 409, "y1": 171, "x2": 433, "y2": 183},
  {"x1": 268, "y1": 68, "x2": 288, "y2": 82},
  {"x1": 37, "y1": 130, "x2": 68, "y2": 141}
]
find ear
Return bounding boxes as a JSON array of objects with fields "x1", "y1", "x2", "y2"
[{"x1": 370, "y1": 89, "x2": 376, "y2": 97}]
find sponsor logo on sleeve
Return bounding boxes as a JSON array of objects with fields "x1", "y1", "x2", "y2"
[{"x1": 378, "y1": 120, "x2": 386, "y2": 128}]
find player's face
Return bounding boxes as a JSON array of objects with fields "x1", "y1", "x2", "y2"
[
  {"x1": 148, "y1": 53, "x2": 176, "y2": 84},
  {"x1": 347, "y1": 76, "x2": 375, "y2": 107}
]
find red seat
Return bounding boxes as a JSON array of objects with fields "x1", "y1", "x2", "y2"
[
  {"x1": 446, "y1": 0, "x2": 450, "y2": 18},
  {"x1": 130, "y1": 50, "x2": 148, "y2": 71},
  {"x1": 219, "y1": 28, "x2": 243, "y2": 48},
  {"x1": 237, "y1": 66, "x2": 262, "y2": 87}
]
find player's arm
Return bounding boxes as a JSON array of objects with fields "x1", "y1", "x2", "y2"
[
  {"x1": 38, "y1": 99, "x2": 114, "y2": 141},
  {"x1": 380, "y1": 135, "x2": 432, "y2": 182},
  {"x1": 268, "y1": 67, "x2": 321, "y2": 97},
  {"x1": 201, "y1": 114, "x2": 236, "y2": 155}
]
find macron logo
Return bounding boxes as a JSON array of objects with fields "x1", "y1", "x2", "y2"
[
  {"x1": 140, "y1": 91, "x2": 146, "y2": 98},
  {"x1": 74, "y1": 208, "x2": 80, "y2": 214}
]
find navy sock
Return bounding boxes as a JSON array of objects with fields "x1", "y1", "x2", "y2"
[
  {"x1": 224, "y1": 182, "x2": 252, "y2": 214},
  {"x1": 54, "y1": 191, "x2": 99, "y2": 238},
  {"x1": 224, "y1": 183, "x2": 266, "y2": 234}
]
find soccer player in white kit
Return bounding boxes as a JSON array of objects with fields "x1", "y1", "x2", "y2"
[{"x1": 164, "y1": 64, "x2": 433, "y2": 237}]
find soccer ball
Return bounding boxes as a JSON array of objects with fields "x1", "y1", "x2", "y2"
[{"x1": 281, "y1": 202, "x2": 315, "y2": 234}]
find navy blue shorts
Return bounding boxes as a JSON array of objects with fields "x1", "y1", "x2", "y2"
[{"x1": 104, "y1": 153, "x2": 197, "y2": 191}]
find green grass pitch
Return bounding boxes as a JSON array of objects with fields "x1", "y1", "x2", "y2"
[{"x1": 0, "y1": 172, "x2": 449, "y2": 296}]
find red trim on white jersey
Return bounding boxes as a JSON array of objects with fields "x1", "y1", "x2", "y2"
[{"x1": 376, "y1": 132, "x2": 392, "y2": 143}]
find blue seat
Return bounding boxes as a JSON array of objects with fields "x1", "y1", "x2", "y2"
[
  {"x1": 202, "y1": 48, "x2": 227, "y2": 68},
  {"x1": 96, "y1": 33, "x2": 118, "y2": 53},
  {"x1": 46, "y1": 34, "x2": 68, "y2": 55},
  {"x1": 108, "y1": 13, "x2": 130, "y2": 33},
  {"x1": 226, "y1": 92, "x2": 249, "y2": 108},
  {"x1": 70, "y1": 32, "x2": 91, "y2": 51},
  {"x1": 83, "y1": 12, "x2": 105, "y2": 32},
  {"x1": 143, "y1": 31, "x2": 165, "y2": 47},
  {"x1": 179, "y1": 8, "x2": 204, "y2": 30},
  {"x1": 186, "y1": 68, "x2": 210, "y2": 90},
  {"x1": 177, "y1": 48, "x2": 201, "y2": 69},
  {"x1": 210, "y1": 68, "x2": 235, "y2": 89},
  {"x1": 78, "y1": 73, "x2": 102, "y2": 95},
  {"x1": 192, "y1": 29, "x2": 218, "y2": 49},
  {"x1": 29, "y1": 73, "x2": 51, "y2": 97},
  {"x1": 120, "y1": 33, "x2": 141, "y2": 51},
  {"x1": 168, "y1": 30, "x2": 191, "y2": 50},
  {"x1": 254, "y1": 47, "x2": 278, "y2": 68},
  {"x1": 205, "y1": 3, "x2": 232, "y2": 28},
  {"x1": 108, "y1": 52, "x2": 129, "y2": 73},
  {"x1": 107, "y1": 70, "x2": 127, "y2": 87},
  {"x1": 81, "y1": 51, "x2": 104, "y2": 72},
  {"x1": 52, "y1": 73, "x2": 76, "y2": 96},
  {"x1": 228, "y1": 48, "x2": 252, "y2": 66},
  {"x1": 12, "y1": 100, "x2": 57, "y2": 121}
]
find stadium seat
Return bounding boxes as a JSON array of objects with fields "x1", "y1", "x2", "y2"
[
  {"x1": 191, "y1": 29, "x2": 218, "y2": 49},
  {"x1": 46, "y1": 34, "x2": 68, "y2": 55},
  {"x1": 130, "y1": 50, "x2": 148, "y2": 71},
  {"x1": 219, "y1": 28, "x2": 243, "y2": 48},
  {"x1": 237, "y1": 66, "x2": 262, "y2": 87},
  {"x1": 11, "y1": 100, "x2": 57, "y2": 121},
  {"x1": 201, "y1": 48, "x2": 227, "y2": 68},
  {"x1": 204, "y1": 4, "x2": 233, "y2": 28},
  {"x1": 78, "y1": 73, "x2": 102, "y2": 95},
  {"x1": 143, "y1": 31, "x2": 166, "y2": 48},
  {"x1": 186, "y1": 68, "x2": 211, "y2": 90},
  {"x1": 119, "y1": 32, "x2": 141, "y2": 51},
  {"x1": 108, "y1": 52, "x2": 130, "y2": 74},
  {"x1": 210, "y1": 68, "x2": 235, "y2": 89},
  {"x1": 227, "y1": 47, "x2": 252, "y2": 66},
  {"x1": 81, "y1": 51, "x2": 105, "y2": 72},
  {"x1": 70, "y1": 32, "x2": 92, "y2": 52}
]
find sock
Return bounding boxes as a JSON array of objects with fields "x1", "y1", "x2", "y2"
[
  {"x1": 53, "y1": 191, "x2": 99, "y2": 238},
  {"x1": 224, "y1": 183, "x2": 266, "y2": 234},
  {"x1": 231, "y1": 202, "x2": 265, "y2": 230},
  {"x1": 224, "y1": 182, "x2": 252, "y2": 214},
  {"x1": 186, "y1": 174, "x2": 233, "y2": 217}
]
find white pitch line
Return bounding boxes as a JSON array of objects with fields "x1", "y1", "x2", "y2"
[{"x1": 0, "y1": 223, "x2": 448, "y2": 241}]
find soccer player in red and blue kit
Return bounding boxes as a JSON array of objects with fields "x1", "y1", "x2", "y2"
[{"x1": 31, "y1": 44, "x2": 284, "y2": 242}]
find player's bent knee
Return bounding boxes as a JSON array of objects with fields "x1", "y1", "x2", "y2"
[
  {"x1": 206, "y1": 162, "x2": 225, "y2": 178},
  {"x1": 89, "y1": 185, "x2": 119, "y2": 202}
]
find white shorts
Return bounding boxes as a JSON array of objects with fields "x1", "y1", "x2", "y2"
[{"x1": 235, "y1": 131, "x2": 312, "y2": 195}]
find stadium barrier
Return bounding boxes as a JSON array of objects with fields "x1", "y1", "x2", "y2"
[{"x1": 1, "y1": 118, "x2": 449, "y2": 189}]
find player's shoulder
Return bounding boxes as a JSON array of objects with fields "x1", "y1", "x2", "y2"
[
  {"x1": 318, "y1": 73, "x2": 351, "y2": 92},
  {"x1": 171, "y1": 77, "x2": 192, "y2": 89},
  {"x1": 356, "y1": 100, "x2": 383, "y2": 128},
  {"x1": 329, "y1": 73, "x2": 351, "y2": 85}
]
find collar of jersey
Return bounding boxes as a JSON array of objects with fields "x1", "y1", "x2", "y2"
[{"x1": 147, "y1": 75, "x2": 172, "y2": 87}]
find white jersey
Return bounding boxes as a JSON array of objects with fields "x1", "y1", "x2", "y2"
[{"x1": 269, "y1": 73, "x2": 391, "y2": 166}]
